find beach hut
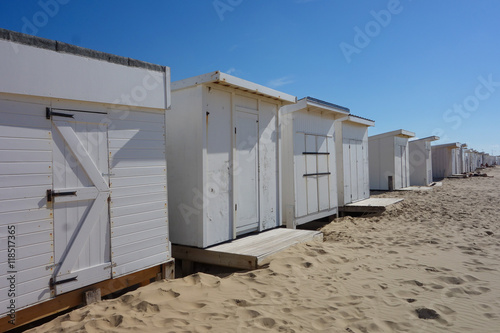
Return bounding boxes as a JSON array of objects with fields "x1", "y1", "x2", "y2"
[
  {"x1": 463, "y1": 149, "x2": 473, "y2": 173},
  {"x1": 281, "y1": 97, "x2": 349, "y2": 228},
  {"x1": 368, "y1": 129, "x2": 416, "y2": 190},
  {"x1": 431, "y1": 142, "x2": 464, "y2": 178},
  {"x1": 408, "y1": 136, "x2": 439, "y2": 186},
  {"x1": 459, "y1": 144, "x2": 468, "y2": 173},
  {"x1": 167, "y1": 71, "x2": 296, "y2": 248},
  {"x1": 0, "y1": 30, "x2": 173, "y2": 328},
  {"x1": 334, "y1": 114, "x2": 375, "y2": 206}
]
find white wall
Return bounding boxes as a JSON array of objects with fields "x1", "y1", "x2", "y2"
[
  {"x1": 0, "y1": 96, "x2": 53, "y2": 315},
  {"x1": 369, "y1": 136, "x2": 395, "y2": 190},
  {"x1": 108, "y1": 108, "x2": 170, "y2": 277},
  {"x1": 409, "y1": 140, "x2": 433, "y2": 186},
  {"x1": 282, "y1": 109, "x2": 337, "y2": 227},
  {"x1": 432, "y1": 146, "x2": 453, "y2": 179},
  {"x1": 168, "y1": 84, "x2": 282, "y2": 248},
  {"x1": 0, "y1": 40, "x2": 167, "y2": 110},
  {"x1": 336, "y1": 121, "x2": 370, "y2": 205},
  {"x1": 167, "y1": 85, "x2": 204, "y2": 247}
]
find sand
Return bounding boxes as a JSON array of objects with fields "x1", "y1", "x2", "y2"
[{"x1": 28, "y1": 168, "x2": 500, "y2": 333}]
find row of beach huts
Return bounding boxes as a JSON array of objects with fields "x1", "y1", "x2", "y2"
[{"x1": 0, "y1": 29, "x2": 498, "y2": 329}]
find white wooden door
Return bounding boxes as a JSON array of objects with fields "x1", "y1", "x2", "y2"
[
  {"x1": 49, "y1": 109, "x2": 111, "y2": 294},
  {"x1": 235, "y1": 111, "x2": 259, "y2": 235},
  {"x1": 316, "y1": 136, "x2": 330, "y2": 212},
  {"x1": 400, "y1": 145, "x2": 408, "y2": 188},
  {"x1": 342, "y1": 139, "x2": 352, "y2": 204},
  {"x1": 344, "y1": 139, "x2": 364, "y2": 203}
]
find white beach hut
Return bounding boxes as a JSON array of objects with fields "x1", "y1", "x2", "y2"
[
  {"x1": 459, "y1": 144, "x2": 468, "y2": 173},
  {"x1": 409, "y1": 136, "x2": 440, "y2": 186},
  {"x1": 368, "y1": 129, "x2": 416, "y2": 190},
  {"x1": 281, "y1": 97, "x2": 350, "y2": 228},
  {"x1": 431, "y1": 142, "x2": 463, "y2": 178},
  {"x1": 0, "y1": 30, "x2": 173, "y2": 328},
  {"x1": 167, "y1": 71, "x2": 296, "y2": 248},
  {"x1": 335, "y1": 115, "x2": 375, "y2": 206}
]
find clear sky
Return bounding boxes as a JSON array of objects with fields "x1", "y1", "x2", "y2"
[{"x1": 1, "y1": 0, "x2": 499, "y2": 155}]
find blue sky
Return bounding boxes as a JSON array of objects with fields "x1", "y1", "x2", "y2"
[{"x1": 1, "y1": 0, "x2": 499, "y2": 154}]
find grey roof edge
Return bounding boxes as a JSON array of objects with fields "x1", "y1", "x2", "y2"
[
  {"x1": 410, "y1": 135, "x2": 440, "y2": 142},
  {"x1": 302, "y1": 97, "x2": 350, "y2": 113},
  {"x1": 0, "y1": 28, "x2": 166, "y2": 72},
  {"x1": 431, "y1": 142, "x2": 461, "y2": 149},
  {"x1": 349, "y1": 114, "x2": 375, "y2": 124},
  {"x1": 369, "y1": 129, "x2": 416, "y2": 140}
]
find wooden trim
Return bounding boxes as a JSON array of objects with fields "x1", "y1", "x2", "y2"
[
  {"x1": 1, "y1": 261, "x2": 174, "y2": 332},
  {"x1": 173, "y1": 244, "x2": 257, "y2": 270}
]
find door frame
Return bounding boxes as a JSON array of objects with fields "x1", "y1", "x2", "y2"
[
  {"x1": 232, "y1": 103, "x2": 260, "y2": 237},
  {"x1": 49, "y1": 108, "x2": 112, "y2": 295}
]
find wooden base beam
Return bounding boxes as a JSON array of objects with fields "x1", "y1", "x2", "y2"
[{"x1": 1, "y1": 260, "x2": 174, "y2": 332}]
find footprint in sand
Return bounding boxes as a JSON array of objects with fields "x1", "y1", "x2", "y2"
[
  {"x1": 438, "y1": 276, "x2": 466, "y2": 285},
  {"x1": 312, "y1": 317, "x2": 333, "y2": 330},
  {"x1": 237, "y1": 309, "x2": 261, "y2": 319},
  {"x1": 158, "y1": 288, "x2": 181, "y2": 299},
  {"x1": 254, "y1": 317, "x2": 276, "y2": 329},
  {"x1": 135, "y1": 300, "x2": 160, "y2": 313},
  {"x1": 163, "y1": 318, "x2": 189, "y2": 327},
  {"x1": 249, "y1": 288, "x2": 266, "y2": 298},
  {"x1": 108, "y1": 314, "x2": 124, "y2": 327}
]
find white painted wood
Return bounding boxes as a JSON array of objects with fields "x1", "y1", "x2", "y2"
[
  {"x1": 111, "y1": 209, "x2": 167, "y2": 228},
  {"x1": 431, "y1": 142, "x2": 461, "y2": 178},
  {"x1": 0, "y1": 39, "x2": 167, "y2": 109},
  {"x1": 112, "y1": 217, "x2": 166, "y2": 237},
  {"x1": 258, "y1": 100, "x2": 279, "y2": 231},
  {"x1": 409, "y1": 136, "x2": 439, "y2": 186},
  {"x1": 108, "y1": 108, "x2": 170, "y2": 277},
  {"x1": 110, "y1": 183, "x2": 166, "y2": 197},
  {"x1": 0, "y1": 33, "x2": 171, "y2": 316},
  {"x1": 369, "y1": 129, "x2": 415, "y2": 190},
  {"x1": 172, "y1": 71, "x2": 296, "y2": 104},
  {"x1": 0, "y1": 209, "x2": 51, "y2": 225},
  {"x1": 281, "y1": 98, "x2": 351, "y2": 227},
  {"x1": 111, "y1": 201, "x2": 166, "y2": 218},
  {"x1": 51, "y1": 112, "x2": 111, "y2": 292},
  {"x1": 53, "y1": 119, "x2": 109, "y2": 192},
  {"x1": 335, "y1": 116, "x2": 374, "y2": 207},
  {"x1": 169, "y1": 77, "x2": 289, "y2": 248},
  {"x1": 235, "y1": 111, "x2": 259, "y2": 235},
  {"x1": 110, "y1": 175, "x2": 167, "y2": 188}
]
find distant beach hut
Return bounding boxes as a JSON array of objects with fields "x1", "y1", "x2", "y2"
[
  {"x1": 167, "y1": 71, "x2": 296, "y2": 248},
  {"x1": 281, "y1": 97, "x2": 350, "y2": 228},
  {"x1": 368, "y1": 129, "x2": 416, "y2": 190},
  {"x1": 459, "y1": 144, "x2": 468, "y2": 173},
  {"x1": 431, "y1": 142, "x2": 465, "y2": 178},
  {"x1": 409, "y1": 136, "x2": 440, "y2": 186},
  {"x1": 334, "y1": 114, "x2": 375, "y2": 205}
]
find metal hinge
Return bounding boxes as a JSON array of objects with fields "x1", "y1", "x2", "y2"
[
  {"x1": 46, "y1": 107, "x2": 74, "y2": 119},
  {"x1": 235, "y1": 127, "x2": 237, "y2": 134},
  {"x1": 102, "y1": 173, "x2": 115, "y2": 177},
  {"x1": 47, "y1": 189, "x2": 77, "y2": 202},
  {"x1": 50, "y1": 276, "x2": 77, "y2": 287},
  {"x1": 235, "y1": 204, "x2": 237, "y2": 211}
]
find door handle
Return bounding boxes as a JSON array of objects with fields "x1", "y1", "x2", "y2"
[{"x1": 47, "y1": 189, "x2": 77, "y2": 202}]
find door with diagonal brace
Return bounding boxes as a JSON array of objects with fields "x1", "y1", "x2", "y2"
[{"x1": 49, "y1": 108, "x2": 111, "y2": 295}]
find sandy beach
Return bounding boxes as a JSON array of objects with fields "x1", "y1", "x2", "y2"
[{"x1": 28, "y1": 167, "x2": 500, "y2": 333}]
